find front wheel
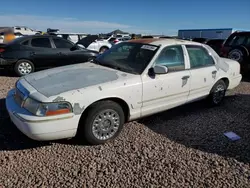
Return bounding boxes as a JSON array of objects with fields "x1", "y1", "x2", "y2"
[
  {"x1": 80, "y1": 100, "x2": 125, "y2": 145},
  {"x1": 14, "y1": 59, "x2": 34, "y2": 76},
  {"x1": 207, "y1": 80, "x2": 227, "y2": 106}
]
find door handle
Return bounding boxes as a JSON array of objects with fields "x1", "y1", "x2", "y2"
[
  {"x1": 212, "y1": 70, "x2": 217, "y2": 74},
  {"x1": 182, "y1": 75, "x2": 190, "y2": 80}
]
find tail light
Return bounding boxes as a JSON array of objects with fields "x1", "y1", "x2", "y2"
[
  {"x1": 0, "y1": 48, "x2": 5, "y2": 53},
  {"x1": 113, "y1": 39, "x2": 119, "y2": 44}
]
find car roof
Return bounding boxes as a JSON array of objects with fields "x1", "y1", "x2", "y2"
[{"x1": 127, "y1": 38, "x2": 201, "y2": 46}]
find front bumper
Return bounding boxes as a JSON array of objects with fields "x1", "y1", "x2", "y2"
[{"x1": 5, "y1": 89, "x2": 80, "y2": 141}]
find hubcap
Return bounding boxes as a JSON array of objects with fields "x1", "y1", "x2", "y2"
[
  {"x1": 92, "y1": 109, "x2": 120, "y2": 140},
  {"x1": 213, "y1": 84, "x2": 225, "y2": 104},
  {"x1": 18, "y1": 62, "x2": 32, "y2": 75},
  {"x1": 229, "y1": 51, "x2": 242, "y2": 61}
]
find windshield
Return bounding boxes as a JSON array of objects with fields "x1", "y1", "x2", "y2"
[{"x1": 95, "y1": 42, "x2": 159, "y2": 74}]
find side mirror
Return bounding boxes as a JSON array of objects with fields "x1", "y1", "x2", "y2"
[
  {"x1": 148, "y1": 65, "x2": 168, "y2": 77},
  {"x1": 153, "y1": 65, "x2": 169, "y2": 74}
]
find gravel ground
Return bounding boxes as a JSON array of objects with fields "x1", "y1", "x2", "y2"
[{"x1": 0, "y1": 70, "x2": 250, "y2": 188}]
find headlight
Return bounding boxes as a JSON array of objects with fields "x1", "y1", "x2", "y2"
[{"x1": 23, "y1": 97, "x2": 72, "y2": 117}]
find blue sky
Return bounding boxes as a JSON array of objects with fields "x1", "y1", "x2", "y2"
[{"x1": 0, "y1": 0, "x2": 249, "y2": 35}]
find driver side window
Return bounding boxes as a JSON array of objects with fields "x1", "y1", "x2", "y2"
[{"x1": 155, "y1": 45, "x2": 185, "y2": 72}]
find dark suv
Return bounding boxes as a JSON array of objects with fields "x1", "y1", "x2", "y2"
[{"x1": 220, "y1": 31, "x2": 250, "y2": 72}]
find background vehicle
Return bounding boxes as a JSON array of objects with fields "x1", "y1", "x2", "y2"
[
  {"x1": 56, "y1": 33, "x2": 87, "y2": 43},
  {"x1": 0, "y1": 35, "x2": 99, "y2": 76},
  {"x1": 191, "y1": 38, "x2": 225, "y2": 54},
  {"x1": 220, "y1": 31, "x2": 250, "y2": 73},
  {"x1": 111, "y1": 37, "x2": 131, "y2": 45},
  {"x1": 13, "y1": 26, "x2": 41, "y2": 35},
  {"x1": 76, "y1": 35, "x2": 112, "y2": 53},
  {"x1": 205, "y1": 39, "x2": 225, "y2": 54}
]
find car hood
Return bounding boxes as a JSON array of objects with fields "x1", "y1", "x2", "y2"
[{"x1": 23, "y1": 62, "x2": 130, "y2": 98}]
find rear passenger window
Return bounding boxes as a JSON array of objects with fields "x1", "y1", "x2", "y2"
[
  {"x1": 155, "y1": 45, "x2": 185, "y2": 72},
  {"x1": 186, "y1": 45, "x2": 215, "y2": 68},
  {"x1": 31, "y1": 38, "x2": 51, "y2": 48}
]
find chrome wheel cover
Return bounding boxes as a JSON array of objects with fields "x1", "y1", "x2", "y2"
[
  {"x1": 18, "y1": 62, "x2": 32, "y2": 75},
  {"x1": 92, "y1": 109, "x2": 120, "y2": 140}
]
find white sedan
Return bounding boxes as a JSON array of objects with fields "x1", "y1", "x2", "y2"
[{"x1": 6, "y1": 38, "x2": 242, "y2": 145}]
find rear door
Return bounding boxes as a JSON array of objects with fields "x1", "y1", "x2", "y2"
[
  {"x1": 185, "y1": 45, "x2": 218, "y2": 102},
  {"x1": 30, "y1": 37, "x2": 59, "y2": 67}
]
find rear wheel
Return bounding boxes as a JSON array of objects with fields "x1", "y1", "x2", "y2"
[
  {"x1": 14, "y1": 59, "x2": 34, "y2": 76},
  {"x1": 80, "y1": 100, "x2": 125, "y2": 145},
  {"x1": 207, "y1": 80, "x2": 227, "y2": 106},
  {"x1": 228, "y1": 46, "x2": 249, "y2": 74}
]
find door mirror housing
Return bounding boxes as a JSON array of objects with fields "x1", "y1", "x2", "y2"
[
  {"x1": 148, "y1": 65, "x2": 168, "y2": 77},
  {"x1": 154, "y1": 65, "x2": 168, "y2": 74}
]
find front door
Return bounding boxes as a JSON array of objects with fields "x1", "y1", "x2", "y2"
[
  {"x1": 141, "y1": 45, "x2": 191, "y2": 117},
  {"x1": 185, "y1": 45, "x2": 219, "y2": 102},
  {"x1": 52, "y1": 37, "x2": 75, "y2": 66}
]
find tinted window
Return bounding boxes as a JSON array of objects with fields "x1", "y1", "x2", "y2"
[
  {"x1": 155, "y1": 45, "x2": 185, "y2": 72},
  {"x1": 186, "y1": 45, "x2": 215, "y2": 68},
  {"x1": 229, "y1": 36, "x2": 246, "y2": 46},
  {"x1": 225, "y1": 33, "x2": 250, "y2": 47},
  {"x1": 31, "y1": 38, "x2": 51, "y2": 48},
  {"x1": 53, "y1": 38, "x2": 73, "y2": 48}
]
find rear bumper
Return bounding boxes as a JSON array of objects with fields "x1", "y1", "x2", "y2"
[
  {"x1": 228, "y1": 74, "x2": 242, "y2": 90},
  {"x1": 0, "y1": 58, "x2": 17, "y2": 66}
]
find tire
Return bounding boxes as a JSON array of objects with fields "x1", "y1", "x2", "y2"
[
  {"x1": 228, "y1": 46, "x2": 249, "y2": 64},
  {"x1": 80, "y1": 100, "x2": 125, "y2": 145},
  {"x1": 14, "y1": 59, "x2": 35, "y2": 76},
  {"x1": 99, "y1": 46, "x2": 109, "y2": 54},
  {"x1": 207, "y1": 80, "x2": 227, "y2": 106}
]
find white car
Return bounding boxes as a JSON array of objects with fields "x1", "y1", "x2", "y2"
[
  {"x1": 13, "y1": 26, "x2": 40, "y2": 35},
  {"x1": 76, "y1": 35, "x2": 112, "y2": 53},
  {"x1": 6, "y1": 38, "x2": 242, "y2": 145}
]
